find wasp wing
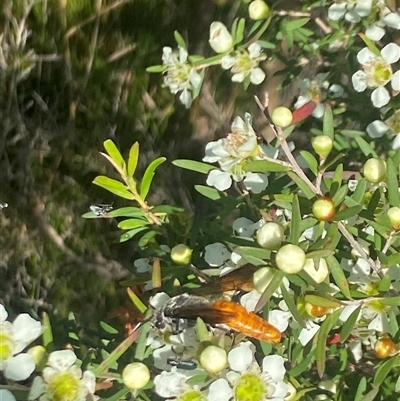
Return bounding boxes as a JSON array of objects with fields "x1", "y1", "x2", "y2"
[{"x1": 190, "y1": 264, "x2": 258, "y2": 295}]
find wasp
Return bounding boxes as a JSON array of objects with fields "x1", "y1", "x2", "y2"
[{"x1": 152, "y1": 292, "x2": 281, "y2": 344}]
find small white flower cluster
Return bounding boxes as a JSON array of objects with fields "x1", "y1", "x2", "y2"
[
  {"x1": 153, "y1": 342, "x2": 289, "y2": 401},
  {"x1": 0, "y1": 304, "x2": 97, "y2": 401},
  {"x1": 203, "y1": 112, "x2": 278, "y2": 193},
  {"x1": 328, "y1": 0, "x2": 400, "y2": 41},
  {"x1": 160, "y1": 21, "x2": 267, "y2": 108}
]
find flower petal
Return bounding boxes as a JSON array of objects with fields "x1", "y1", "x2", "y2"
[
  {"x1": 352, "y1": 70, "x2": 367, "y2": 92},
  {"x1": 381, "y1": 43, "x2": 400, "y2": 64},
  {"x1": 262, "y1": 355, "x2": 286, "y2": 381},
  {"x1": 391, "y1": 70, "x2": 400, "y2": 91},
  {"x1": 328, "y1": 4, "x2": 347, "y2": 20},
  {"x1": 250, "y1": 67, "x2": 265, "y2": 85},
  {"x1": 0, "y1": 390, "x2": 17, "y2": 401},
  {"x1": 365, "y1": 24, "x2": 385, "y2": 41},
  {"x1": 228, "y1": 342, "x2": 255, "y2": 372},
  {"x1": 206, "y1": 169, "x2": 232, "y2": 191},
  {"x1": 0, "y1": 304, "x2": 8, "y2": 323},
  {"x1": 243, "y1": 172, "x2": 268, "y2": 194},
  {"x1": 208, "y1": 378, "x2": 233, "y2": 401},
  {"x1": 298, "y1": 321, "x2": 320, "y2": 345},
  {"x1": 5, "y1": 353, "x2": 35, "y2": 381},
  {"x1": 47, "y1": 350, "x2": 77, "y2": 372},
  {"x1": 366, "y1": 120, "x2": 388, "y2": 138},
  {"x1": 12, "y1": 314, "x2": 42, "y2": 353},
  {"x1": 371, "y1": 86, "x2": 390, "y2": 108}
]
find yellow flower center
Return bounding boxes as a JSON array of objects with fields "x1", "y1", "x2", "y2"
[
  {"x1": 177, "y1": 390, "x2": 207, "y2": 401},
  {"x1": 365, "y1": 59, "x2": 392, "y2": 87},
  {"x1": 235, "y1": 373, "x2": 266, "y2": 401},
  {"x1": 0, "y1": 328, "x2": 14, "y2": 362},
  {"x1": 46, "y1": 372, "x2": 82, "y2": 401}
]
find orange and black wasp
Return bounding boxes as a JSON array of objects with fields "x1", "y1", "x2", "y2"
[{"x1": 151, "y1": 264, "x2": 281, "y2": 344}]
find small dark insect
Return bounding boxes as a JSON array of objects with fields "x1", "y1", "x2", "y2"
[
  {"x1": 167, "y1": 357, "x2": 198, "y2": 370},
  {"x1": 0, "y1": 202, "x2": 8, "y2": 209},
  {"x1": 90, "y1": 203, "x2": 113, "y2": 216},
  {"x1": 152, "y1": 293, "x2": 281, "y2": 344}
]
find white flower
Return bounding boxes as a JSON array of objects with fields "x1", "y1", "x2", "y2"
[
  {"x1": 0, "y1": 304, "x2": 42, "y2": 381},
  {"x1": 204, "y1": 242, "x2": 232, "y2": 267},
  {"x1": 232, "y1": 217, "x2": 264, "y2": 237},
  {"x1": 0, "y1": 390, "x2": 17, "y2": 401},
  {"x1": 28, "y1": 350, "x2": 96, "y2": 401},
  {"x1": 367, "y1": 109, "x2": 400, "y2": 150},
  {"x1": 328, "y1": 0, "x2": 373, "y2": 23},
  {"x1": 221, "y1": 43, "x2": 266, "y2": 85},
  {"x1": 162, "y1": 46, "x2": 202, "y2": 108},
  {"x1": 203, "y1": 113, "x2": 277, "y2": 192},
  {"x1": 294, "y1": 73, "x2": 344, "y2": 119},
  {"x1": 208, "y1": 343, "x2": 288, "y2": 401},
  {"x1": 352, "y1": 43, "x2": 400, "y2": 108},
  {"x1": 365, "y1": 1, "x2": 400, "y2": 41},
  {"x1": 209, "y1": 22, "x2": 233, "y2": 53},
  {"x1": 154, "y1": 369, "x2": 207, "y2": 400}
]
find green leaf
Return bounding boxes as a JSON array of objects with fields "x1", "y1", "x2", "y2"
[
  {"x1": 386, "y1": 158, "x2": 399, "y2": 207},
  {"x1": 117, "y1": 219, "x2": 149, "y2": 230},
  {"x1": 386, "y1": 253, "x2": 400, "y2": 268},
  {"x1": 329, "y1": 163, "x2": 343, "y2": 198},
  {"x1": 285, "y1": 17, "x2": 310, "y2": 30},
  {"x1": 379, "y1": 297, "x2": 400, "y2": 307},
  {"x1": 42, "y1": 312, "x2": 54, "y2": 350},
  {"x1": 304, "y1": 295, "x2": 341, "y2": 309},
  {"x1": 373, "y1": 355, "x2": 400, "y2": 386},
  {"x1": 359, "y1": 33, "x2": 381, "y2": 56},
  {"x1": 93, "y1": 176, "x2": 134, "y2": 200},
  {"x1": 103, "y1": 139, "x2": 125, "y2": 170},
  {"x1": 287, "y1": 171, "x2": 315, "y2": 199},
  {"x1": 195, "y1": 185, "x2": 222, "y2": 200},
  {"x1": 234, "y1": 18, "x2": 245, "y2": 44},
  {"x1": 108, "y1": 207, "x2": 145, "y2": 218},
  {"x1": 127, "y1": 142, "x2": 139, "y2": 177},
  {"x1": 146, "y1": 65, "x2": 166, "y2": 73},
  {"x1": 332, "y1": 184, "x2": 348, "y2": 207},
  {"x1": 119, "y1": 227, "x2": 148, "y2": 242},
  {"x1": 93, "y1": 330, "x2": 139, "y2": 376},
  {"x1": 234, "y1": 246, "x2": 271, "y2": 261},
  {"x1": 139, "y1": 157, "x2": 166, "y2": 200},
  {"x1": 99, "y1": 321, "x2": 118, "y2": 334},
  {"x1": 288, "y1": 194, "x2": 301, "y2": 245},
  {"x1": 280, "y1": 283, "x2": 306, "y2": 328},
  {"x1": 334, "y1": 205, "x2": 364, "y2": 221},
  {"x1": 354, "y1": 136, "x2": 377, "y2": 157},
  {"x1": 323, "y1": 104, "x2": 334, "y2": 139},
  {"x1": 340, "y1": 305, "x2": 361, "y2": 343},
  {"x1": 315, "y1": 309, "x2": 341, "y2": 377},
  {"x1": 359, "y1": 387, "x2": 379, "y2": 401},
  {"x1": 196, "y1": 317, "x2": 211, "y2": 343},
  {"x1": 300, "y1": 151, "x2": 318, "y2": 175},
  {"x1": 355, "y1": 377, "x2": 367, "y2": 401},
  {"x1": 104, "y1": 389, "x2": 131, "y2": 401},
  {"x1": 242, "y1": 160, "x2": 290, "y2": 172},
  {"x1": 255, "y1": 270, "x2": 285, "y2": 312},
  {"x1": 352, "y1": 178, "x2": 367, "y2": 203},
  {"x1": 174, "y1": 31, "x2": 186, "y2": 49},
  {"x1": 326, "y1": 255, "x2": 351, "y2": 299},
  {"x1": 173, "y1": 159, "x2": 214, "y2": 174}
]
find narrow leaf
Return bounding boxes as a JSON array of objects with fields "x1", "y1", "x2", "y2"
[
  {"x1": 288, "y1": 194, "x2": 301, "y2": 245},
  {"x1": 329, "y1": 163, "x2": 343, "y2": 198},
  {"x1": 351, "y1": 178, "x2": 367, "y2": 203},
  {"x1": 340, "y1": 305, "x2": 361, "y2": 343},
  {"x1": 323, "y1": 104, "x2": 334, "y2": 139},
  {"x1": 300, "y1": 151, "x2": 318, "y2": 175},
  {"x1": 103, "y1": 139, "x2": 125, "y2": 170},
  {"x1": 93, "y1": 176, "x2": 134, "y2": 200},
  {"x1": 254, "y1": 270, "x2": 285, "y2": 312},
  {"x1": 140, "y1": 157, "x2": 167, "y2": 200},
  {"x1": 287, "y1": 171, "x2": 315, "y2": 199},
  {"x1": 119, "y1": 227, "x2": 148, "y2": 242},
  {"x1": 242, "y1": 160, "x2": 290, "y2": 172},
  {"x1": 42, "y1": 312, "x2": 54, "y2": 350},
  {"x1": 386, "y1": 158, "x2": 399, "y2": 207},
  {"x1": 327, "y1": 255, "x2": 351, "y2": 299},
  {"x1": 195, "y1": 185, "x2": 222, "y2": 200},
  {"x1": 280, "y1": 283, "x2": 306, "y2": 328},
  {"x1": 173, "y1": 159, "x2": 214, "y2": 174},
  {"x1": 117, "y1": 219, "x2": 149, "y2": 230},
  {"x1": 334, "y1": 205, "x2": 364, "y2": 221},
  {"x1": 332, "y1": 185, "x2": 348, "y2": 207},
  {"x1": 374, "y1": 355, "x2": 400, "y2": 386},
  {"x1": 304, "y1": 295, "x2": 341, "y2": 309},
  {"x1": 174, "y1": 31, "x2": 186, "y2": 49},
  {"x1": 127, "y1": 142, "x2": 139, "y2": 177}
]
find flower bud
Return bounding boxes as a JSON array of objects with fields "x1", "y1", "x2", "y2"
[
  {"x1": 171, "y1": 244, "x2": 193, "y2": 265},
  {"x1": 312, "y1": 197, "x2": 335, "y2": 222},
  {"x1": 256, "y1": 222, "x2": 284, "y2": 250},
  {"x1": 387, "y1": 207, "x2": 400, "y2": 230},
  {"x1": 209, "y1": 22, "x2": 233, "y2": 53},
  {"x1": 275, "y1": 244, "x2": 306, "y2": 274},
  {"x1": 28, "y1": 345, "x2": 47, "y2": 371},
  {"x1": 363, "y1": 158, "x2": 386, "y2": 184},
  {"x1": 271, "y1": 106, "x2": 293, "y2": 128},
  {"x1": 305, "y1": 303, "x2": 331, "y2": 318},
  {"x1": 302, "y1": 258, "x2": 329, "y2": 283},
  {"x1": 199, "y1": 345, "x2": 227, "y2": 374},
  {"x1": 122, "y1": 362, "x2": 150, "y2": 390},
  {"x1": 253, "y1": 267, "x2": 275, "y2": 293},
  {"x1": 374, "y1": 338, "x2": 398, "y2": 359},
  {"x1": 312, "y1": 135, "x2": 333, "y2": 159},
  {"x1": 249, "y1": 1, "x2": 270, "y2": 20}
]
